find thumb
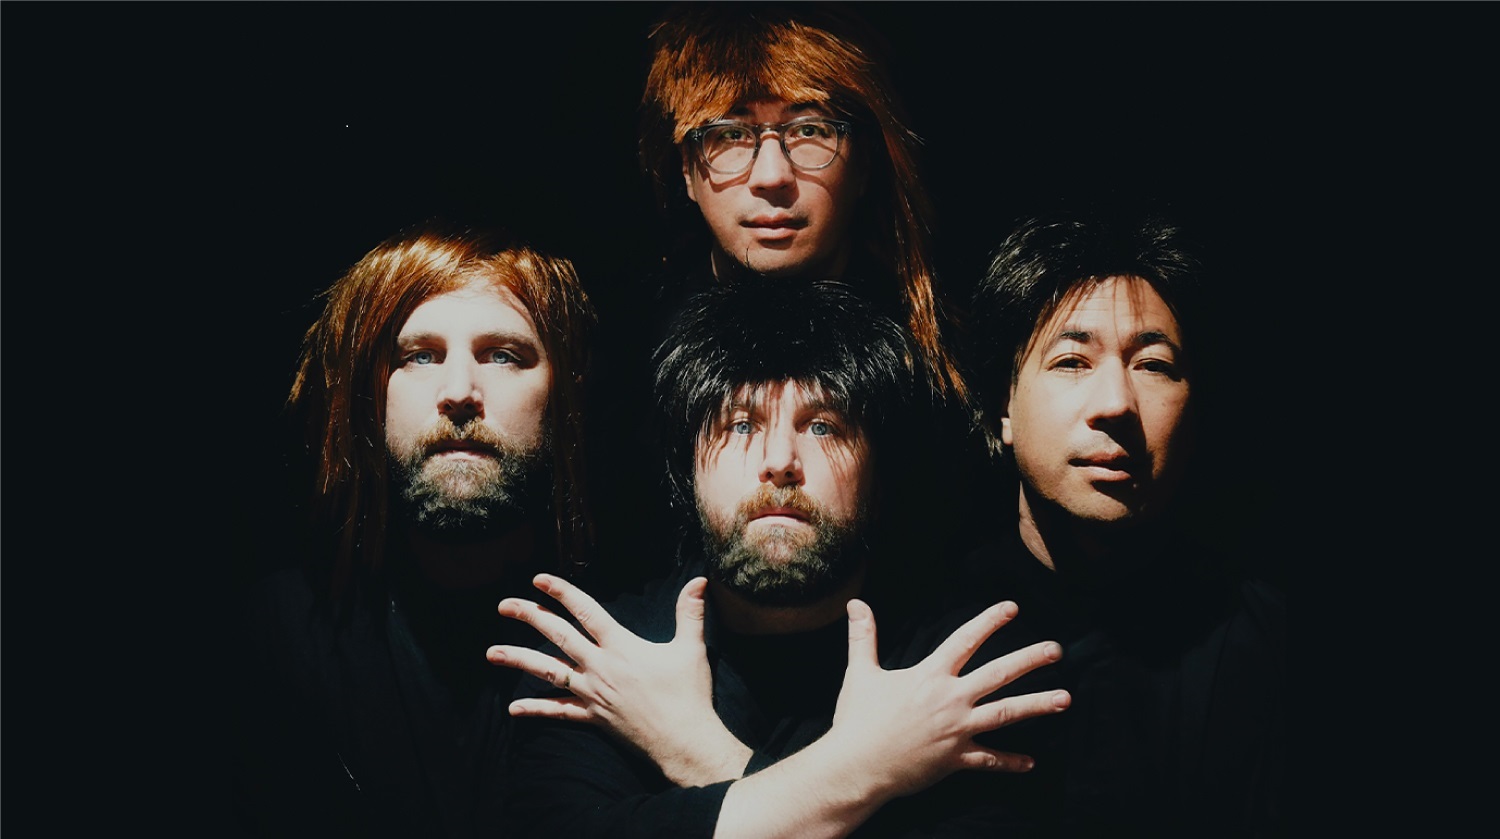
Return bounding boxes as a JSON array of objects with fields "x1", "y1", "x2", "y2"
[
  {"x1": 672, "y1": 576, "x2": 709, "y2": 646},
  {"x1": 845, "y1": 598, "x2": 879, "y2": 672}
]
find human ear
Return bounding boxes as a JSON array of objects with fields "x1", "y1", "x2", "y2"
[
  {"x1": 999, "y1": 383, "x2": 1016, "y2": 447},
  {"x1": 681, "y1": 147, "x2": 699, "y2": 204}
]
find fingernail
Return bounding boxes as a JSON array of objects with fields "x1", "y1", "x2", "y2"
[{"x1": 1052, "y1": 690, "x2": 1070, "y2": 708}]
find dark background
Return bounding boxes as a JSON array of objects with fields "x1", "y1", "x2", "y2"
[{"x1": 4, "y1": 1, "x2": 1469, "y2": 832}]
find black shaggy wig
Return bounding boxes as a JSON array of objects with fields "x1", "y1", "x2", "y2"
[
  {"x1": 968, "y1": 206, "x2": 1208, "y2": 441},
  {"x1": 653, "y1": 277, "x2": 917, "y2": 510}
]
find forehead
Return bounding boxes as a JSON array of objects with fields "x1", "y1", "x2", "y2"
[
  {"x1": 719, "y1": 379, "x2": 838, "y2": 415},
  {"x1": 1025, "y1": 276, "x2": 1180, "y2": 358},
  {"x1": 398, "y1": 280, "x2": 539, "y2": 342},
  {"x1": 723, "y1": 98, "x2": 829, "y2": 121}
]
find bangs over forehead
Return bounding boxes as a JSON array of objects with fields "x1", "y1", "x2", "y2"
[
  {"x1": 648, "y1": 10, "x2": 880, "y2": 140},
  {"x1": 654, "y1": 278, "x2": 912, "y2": 506}
]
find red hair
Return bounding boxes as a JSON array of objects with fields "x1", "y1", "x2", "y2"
[
  {"x1": 639, "y1": 2, "x2": 968, "y2": 402},
  {"x1": 289, "y1": 225, "x2": 595, "y2": 589}
]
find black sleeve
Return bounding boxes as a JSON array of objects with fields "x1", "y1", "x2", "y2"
[{"x1": 501, "y1": 674, "x2": 732, "y2": 839}]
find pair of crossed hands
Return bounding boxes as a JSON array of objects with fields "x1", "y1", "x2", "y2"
[{"x1": 485, "y1": 574, "x2": 1070, "y2": 817}]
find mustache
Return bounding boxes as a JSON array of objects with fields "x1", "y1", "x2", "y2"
[
  {"x1": 412, "y1": 416, "x2": 511, "y2": 459},
  {"x1": 734, "y1": 484, "x2": 826, "y2": 525}
]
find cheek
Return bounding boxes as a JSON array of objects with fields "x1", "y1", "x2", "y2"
[
  {"x1": 383, "y1": 379, "x2": 423, "y2": 456},
  {"x1": 384, "y1": 377, "x2": 421, "y2": 429},
  {"x1": 512, "y1": 377, "x2": 553, "y2": 443},
  {"x1": 1145, "y1": 397, "x2": 1193, "y2": 462}
]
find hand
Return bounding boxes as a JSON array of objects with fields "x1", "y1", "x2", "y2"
[
  {"x1": 486, "y1": 573, "x2": 753, "y2": 786},
  {"x1": 826, "y1": 599, "x2": 1071, "y2": 800}
]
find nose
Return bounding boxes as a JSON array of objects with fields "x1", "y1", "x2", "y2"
[
  {"x1": 759, "y1": 422, "x2": 804, "y2": 487},
  {"x1": 1085, "y1": 362, "x2": 1136, "y2": 429},
  {"x1": 437, "y1": 358, "x2": 484, "y2": 426},
  {"x1": 746, "y1": 131, "x2": 796, "y2": 192}
]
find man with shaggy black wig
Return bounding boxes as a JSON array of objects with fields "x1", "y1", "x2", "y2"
[
  {"x1": 932, "y1": 207, "x2": 1286, "y2": 835},
  {"x1": 590, "y1": 2, "x2": 985, "y2": 596},
  {"x1": 488, "y1": 279, "x2": 1070, "y2": 837}
]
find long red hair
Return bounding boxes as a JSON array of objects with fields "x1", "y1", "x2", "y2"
[
  {"x1": 639, "y1": 2, "x2": 968, "y2": 403},
  {"x1": 289, "y1": 225, "x2": 595, "y2": 589}
]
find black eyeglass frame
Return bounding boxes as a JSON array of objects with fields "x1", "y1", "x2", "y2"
[{"x1": 685, "y1": 116, "x2": 854, "y2": 175}]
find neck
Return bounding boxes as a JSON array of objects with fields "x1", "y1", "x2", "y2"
[
  {"x1": 708, "y1": 243, "x2": 851, "y2": 283},
  {"x1": 401, "y1": 520, "x2": 541, "y2": 591},
  {"x1": 1015, "y1": 485, "x2": 1167, "y2": 583},
  {"x1": 707, "y1": 566, "x2": 866, "y2": 636}
]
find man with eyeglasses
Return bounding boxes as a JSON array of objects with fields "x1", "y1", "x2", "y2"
[
  {"x1": 638, "y1": 3, "x2": 964, "y2": 397},
  {"x1": 591, "y1": 0, "x2": 988, "y2": 607}
]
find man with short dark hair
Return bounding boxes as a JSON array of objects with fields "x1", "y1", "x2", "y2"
[
  {"x1": 489, "y1": 279, "x2": 1069, "y2": 837},
  {"x1": 946, "y1": 208, "x2": 1286, "y2": 834},
  {"x1": 234, "y1": 225, "x2": 596, "y2": 837}
]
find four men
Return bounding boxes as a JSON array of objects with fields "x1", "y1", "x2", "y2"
[{"x1": 238, "y1": 5, "x2": 1283, "y2": 836}]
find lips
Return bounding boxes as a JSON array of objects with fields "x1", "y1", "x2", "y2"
[
  {"x1": 1070, "y1": 451, "x2": 1137, "y2": 480},
  {"x1": 749, "y1": 505, "x2": 811, "y2": 523},
  {"x1": 743, "y1": 214, "x2": 806, "y2": 230},
  {"x1": 426, "y1": 440, "x2": 498, "y2": 458}
]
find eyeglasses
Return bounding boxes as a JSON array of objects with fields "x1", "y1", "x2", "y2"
[{"x1": 685, "y1": 116, "x2": 853, "y2": 175}]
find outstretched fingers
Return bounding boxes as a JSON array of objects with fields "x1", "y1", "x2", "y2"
[
  {"x1": 962, "y1": 640, "x2": 1066, "y2": 702},
  {"x1": 507, "y1": 695, "x2": 593, "y2": 723},
  {"x1": 485, "y1": 644, "x2": 578, "y2": 692},
  {"x1": 968, "y1": 687, "x2": 1072, "y2": 735},
  {"x1": 927, "y1": 601, "x2": 1021, "y2": 677},
  {"x1": 953, "y1": 746, "x2": 1038, "y2": 774},
  {"x1": 844, "y1": 598, "x2": 880, "y2": 672},
  {"x1": 672, "y1": 577, "x2": 709, "y2": 646},
  {"x1": 496, "y1": 596, "x2": 593, "y2": 666},
  {"x1": 530, "y1": 573, "x2": 623, "y2": 646}
]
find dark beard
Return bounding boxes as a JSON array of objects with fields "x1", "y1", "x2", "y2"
[
  {"x1": 698, "y1": 484, "x2": 867, "y2": 607},
  {"x1": 391, "y1": 418, "x2": 549, "y2": 539}
]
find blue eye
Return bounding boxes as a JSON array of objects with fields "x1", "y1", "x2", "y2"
[
  {"x1": 808, "y1": 421, "x2": 833, "y2": 436},
  {"x1": 408, "y1": 350, "x2": 436, "y2": 365},
  {"x1": 730, "y1": 420, "x2": 754, "y2": 435},
  {"x1": 488, "y1": 349, "x2": 518, "y2": 365}
]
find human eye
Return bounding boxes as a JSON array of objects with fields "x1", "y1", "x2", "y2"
[
  {"x1": 789, "y1": 119, "x2": 833, "y2": 139},
  {"x1": 486, "y1": 348, "x2": 519, "y2": 365},
  {"x1": 807, "y1": 419, "x2": 836, "y2": 437},
  {"x1": 404, "y1": 349, "x2": 438, "y2": 366},
  {"x1": 709, "y1": 123, "x2": 752, "y2": 144},
  {"x1": 730, "y1": 419, "x2": 755, "y2": 435},
  {"x1": 1135, "y1": 357, "x2": 1182, "y2": 380},
  {"x1": 1048, "y1": 355, "x2": 1089, "y2": 372}
]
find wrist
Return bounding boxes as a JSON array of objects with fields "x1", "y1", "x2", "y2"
[{"x1": 658, "y1": 728, "x2": 753, "y2": 787}]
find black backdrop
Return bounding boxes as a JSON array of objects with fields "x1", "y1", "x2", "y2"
[{"x1": 4, "y1": 1, "x2": 1462, "y2": 832}]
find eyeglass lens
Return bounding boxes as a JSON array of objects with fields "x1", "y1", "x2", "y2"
[{"x1": 700, "y1": 121, "x2": 842, "y2": 173}]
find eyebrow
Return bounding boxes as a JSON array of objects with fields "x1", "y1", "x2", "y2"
[
  {"x1": 721, "y1": 394, "x2": 847, "y2": 419},
  {"x1": 1045, "y1": 329, "x2": 1182, "y2": 354},
  {"x1": 396, "y1": 330, "x2": 538, "y2": 347},
  {"x1": 796, "y1": 396, "x2": 846, "y2": 418},
  {"x1": 726, "y1": 102, "x2": 825, "y2": 120}
]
